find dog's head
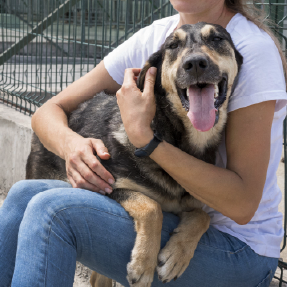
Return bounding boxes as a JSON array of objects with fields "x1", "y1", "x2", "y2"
[{"x1": 137, "y1": 23, "x2": 242, "y2": 146}]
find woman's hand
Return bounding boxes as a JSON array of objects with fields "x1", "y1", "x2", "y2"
[
  {"x1": 64, "y1": 133, "x2": 115, "y2": 194},
  {"x1": 31, "y1": 61, "x2": 121, "y2": 194},
  {"x1": 116, "y1": 67, "x2": 157, "y2": 148}
]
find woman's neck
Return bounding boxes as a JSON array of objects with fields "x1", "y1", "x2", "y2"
[{"x1": 177, "y1": 4, "x2": 235, "y2": 29}]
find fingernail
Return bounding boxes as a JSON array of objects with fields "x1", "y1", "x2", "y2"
[
  {"x1": 99, "y1": 190, "x2": 105, "y2": 195},
  {"x1": 100, "y1": 148, "x2": 109, "y2": 155},
  {"x1": 150, "y1": 67, "x2": 157, "y2": 75},
  {"x1": 105, "y1": 188, "x2": 113, "y2": 194},
  {"x1": 108, "y1": 178, "x2": 115, "y2": 184}
]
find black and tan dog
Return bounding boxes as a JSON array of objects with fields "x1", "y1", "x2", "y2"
[{"x1": 26, "y1": 23, "x2": 243, "y2": 287}]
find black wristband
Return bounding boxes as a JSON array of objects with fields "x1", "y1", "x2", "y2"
[{"x1": 134, "y1": 132, "x2": 163, "y2": 157}]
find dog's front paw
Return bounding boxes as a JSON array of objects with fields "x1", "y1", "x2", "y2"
[
  {"x1": 126, "y1": 257, "x2": 155, "y2": 287},
  {"x1": 156, "y1": 235, "x2": 197, "y2": 283}
]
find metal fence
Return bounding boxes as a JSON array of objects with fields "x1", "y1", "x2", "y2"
[
  {"x1": 1, "y1": 1, "x2": 287, "y2": 114},
  {"x1": 0, "y1": 0, "x2": 177, "y2": 114}
]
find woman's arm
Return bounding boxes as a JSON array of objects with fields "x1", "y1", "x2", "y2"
[
  {"x1": 32, "y1": 61, "x2": 121, "y2": 194},
  {"x1": 117, "y1": 68, "x2": 276, "y2": 225},
  {"x1": 149, "y1": 100, "x2": 275, "y2": 225}
]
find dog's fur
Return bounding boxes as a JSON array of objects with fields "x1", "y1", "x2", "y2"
[{"x1": 26, "y1": 23, "x2": 243, "y2": 287}]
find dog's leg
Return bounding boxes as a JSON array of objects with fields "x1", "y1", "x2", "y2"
[
  {"x1": 109, "y1": 189, "x2": 163, "y2": 287},
  {"x1": 90, "y1": 271, "x2": 113, "y2": 287},
  {"x1": 156, "y1": 208, "x2": 210, "y2": 283}
]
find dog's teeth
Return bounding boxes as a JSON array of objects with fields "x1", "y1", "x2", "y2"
[{"x1": 214, "y1": 84, "x2": 219, "y2": 99}]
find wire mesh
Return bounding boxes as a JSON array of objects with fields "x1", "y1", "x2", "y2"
[
  {"x1": 2, "y1": 0, "x2": 287, "y2": 115},
  {"x1": 0, "y1": 0, "x2": 177, "y2": 114},
  {"x1": 1, "y1": 1, "x2": 287, "y2": 114}
]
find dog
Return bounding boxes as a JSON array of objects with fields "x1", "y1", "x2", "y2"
[{"x1": 26, "y1": 22, "x2": 243, "y2": 287}]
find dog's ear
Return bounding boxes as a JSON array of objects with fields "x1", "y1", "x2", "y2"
[
  {"x1": 230, "y1": 49, "x2": 243, "y2": 97},
  {"x1": 137, "y1": 49, "x2": 163, "y2": 91},
  {"x1": 234, "y1": 49, "x2": 243, "y2": 72}
]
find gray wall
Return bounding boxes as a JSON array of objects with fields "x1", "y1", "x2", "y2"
[{"x1": 0, "y1": 104, "x2": 33, "y2": 199}]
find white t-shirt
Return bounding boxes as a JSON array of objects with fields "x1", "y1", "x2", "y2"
[{"x1": 104, "y1": 13, "x2": 287, "y2": 258}]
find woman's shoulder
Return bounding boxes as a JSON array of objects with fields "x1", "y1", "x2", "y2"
[
  {"x1": 227, "y1": 13, "x2": 277, "y2": 52},
  {"x1": 151, "y1": 14, "x2": 180, "y2": 28},
  {"x1": 131, "y1": 14, "x2": 179, "y2": 47},
  {"x1": 226, "y1": 14, "x2": 287, "y2": 113},
  {"x1": 103, "y1": 15, "x2": 179, "y2": 85}
]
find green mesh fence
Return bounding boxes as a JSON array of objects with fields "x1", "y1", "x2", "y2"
[
  {"x1": 0, "y1": 0, "x2": 177, "y2": 114},
  {"x1": 1, "y1": 1, "x2": 287, "y2": 114}
]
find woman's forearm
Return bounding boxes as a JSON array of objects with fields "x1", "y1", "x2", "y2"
[
  {"x1": 31, "y1": 61, "x2": 121, "y2": 159},
  {"x1": 150, "y1": 140, "x2": 263, "y2": 225},
  {"x1": 31, "y1": 103, "x2": 81, "y2": 159}
]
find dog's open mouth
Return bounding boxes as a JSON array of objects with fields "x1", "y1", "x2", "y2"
[{"x1": 178, "y1": 76, "x2": 227, "y2": 132}]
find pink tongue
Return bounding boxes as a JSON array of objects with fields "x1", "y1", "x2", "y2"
[{"x1": 187, "y1": 84, "x2": 216, "y2": 132}]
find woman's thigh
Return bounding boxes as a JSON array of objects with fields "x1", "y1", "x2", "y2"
[
  {"x1": 79, "y1": 203, "x2": 277, "y2": 287},
  {"x1": 11, "y1": 182, "x2": 278, "y2": 287},
  {"x1": 0, "y1": 179, "x2": 72, "y2": 287}
]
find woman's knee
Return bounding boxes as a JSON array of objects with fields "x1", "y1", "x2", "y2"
[
  {"x1": 24, "y1": 187, "x2": 76, "y2": 217},
  {"x1": 18, "y1": 188, "x2": 80, "y2": 249},
  {"x1": 22, "y1": 187, "x2": 101, "y2": 229},
  {"x1": 6, "y1": 180, "x2": 45, "y2": 206},
  {"x1": 3, "y1": 180, "x2": 71, "y2": 212},
  {"x1": 7, "y1": 179, "x2": 70, "y2": 201},
  {"x1": 22, "y1": 188, "x2": 132, "y2": 247}
]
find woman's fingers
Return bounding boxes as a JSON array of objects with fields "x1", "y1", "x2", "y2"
[
  {"x1": 123, "y1": 68, "x2": 141, "y2": 86},
  {"x1": 82, "y1": 154, "x2": 115, "y2": 186},
  {"x1": 64, "y1": 137, "x2": 114, "y2": 193},
  {"x1": 67, "y1": 169, "x2": 105, "y2": 195},
  {"x1": 116, "y1": 67, "x2": 156, "y2": 148},
  {"x1": 143, "y1": 67, "x2": 157, "y2": 94},
  {"x1": 89, "y1": 139, "x2": 115, "y2": 184},
  {"x1": 69, "y1": 155, "x2": 113, "y2": 193},
  {"x1": 67, "y1": 158, "x2": 112, "y2": 194},
  {"x1": 91, "y1": 138, "x2": 110, "y2": 159}
]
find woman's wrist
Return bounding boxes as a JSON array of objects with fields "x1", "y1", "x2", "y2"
[
  {"x1": 131, "y1": 129, "x2": 154, "y2": 148},
  {"x1": 61, "y1": 130, "x2": 83, "y2": 160}
]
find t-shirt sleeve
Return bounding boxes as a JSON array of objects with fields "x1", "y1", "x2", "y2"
[
  {"x1": 229, "y1": 35, "x2": 287, "y2": 113},
  {"x1": 103, "y1": 26, "x2": 154, "y2": 85}
]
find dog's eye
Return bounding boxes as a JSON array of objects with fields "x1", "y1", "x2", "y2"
[
  {"x1": 169, "y1": 43, "x2": 179, "y2": 49},
  {"x1": 212, "y1": 37, "x2": 222, "y2": 42}
]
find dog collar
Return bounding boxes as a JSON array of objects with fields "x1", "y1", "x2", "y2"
[{"x1": 134, "y1": 132, "x2": 163, "y2": 157}]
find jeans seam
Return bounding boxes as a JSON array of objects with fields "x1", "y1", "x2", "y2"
[
  {"x1": 48, "y1": 206, "x2": 193, "y2": 236},
  {"x1": 197, "y1": 241, "x2": 249, "y2": 254},
  {"x1": 44, "y1": 216, "x2": 52, "y2": 287},
  {"x1": 47, "y1": 258, "x2": 75, "y2": 278},
  {"x1": 255, "y1": 270, "x2": 272, "y2": 287},
  {"x1": 51, "y1": 206, "x2": 132, "y2": 221}
]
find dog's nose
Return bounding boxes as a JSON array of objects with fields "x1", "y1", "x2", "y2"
[{"x1": 182, "y1": 55, "x2": 209, "y2": 77}]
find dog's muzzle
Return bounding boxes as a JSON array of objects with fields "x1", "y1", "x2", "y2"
[{"x1": 177, "y1": 75, "x2": 228, "y2": 132}]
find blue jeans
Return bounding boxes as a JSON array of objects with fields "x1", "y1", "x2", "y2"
[{"x1": 0, "y1": 180, "x2": 278, "y2": 287}]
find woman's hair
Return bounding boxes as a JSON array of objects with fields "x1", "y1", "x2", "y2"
[{"x1": 225, "y1": 0, "x2": 287, "y2": 88}]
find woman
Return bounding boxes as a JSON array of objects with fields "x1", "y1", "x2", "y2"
[{"x1": 0, "y1": 0, "x2": 286, "y2": 286}]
